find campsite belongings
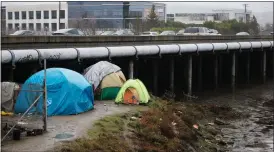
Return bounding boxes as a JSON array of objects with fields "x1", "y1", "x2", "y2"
[
  {"x1": 14, "y1": 68, "x2": 94, "y2": 116},
  {"x1": 84, "y1": 61, "x2": 126, "y2": 100},
  {"x1": 1, "y1": 82, "x2": 20, "y2": 112},
  {"x1": 115, "y1": 79, "x2": 150, "y2": 105},
  {"x1": 1, "y1": 111, "x2": 14, "y2": 116}
]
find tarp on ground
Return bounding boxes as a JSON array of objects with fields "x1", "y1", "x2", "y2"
[
  {"x1": 14, "y1": 68, "x2": 94, "y2": 116},
  {"x1": 1, "y1": 82, "x2": 20, "y2": 112},
  {"x1": 83, "y1": 61, "x2": 121, "y2": 90},
  {"x1": 115, "y1": 79, "x2": 150, "y2": 104}
]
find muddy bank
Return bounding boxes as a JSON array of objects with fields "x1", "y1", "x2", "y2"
[
  {"x1": 58, "y1": 82, "x2": 273, "y2": 152},
  {"x1": 192, "y1": 82, "x2": 274, "y2": 152}
]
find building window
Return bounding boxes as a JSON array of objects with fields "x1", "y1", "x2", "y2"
[
  {"x1": 29, "y1": 11, "x2": 34, "y2": 19},
  {"x1": 22, "y1": 11, "x2": 26, "y2": 19},
  {"x1": 44, "y1": 11, "x2": 49, "y2": 19},
  {"x1": 29, "y1": 23, "x2": 34, "y2": 30},
  {"x1": 43, "y1": 23, "x2": 49, "y2": 31},
  {"x1": 36, "y1": 11, "x2": 41, "y2": 19},
  {"x1": 21, "y1": 23, "x2": 26, "y2": 30},
  {"x1": 15, "y1": 11, "x2": 19, "y2": 20},
  {"x1": 51, "y1": 10, "x2": 57, "y2": 19},
  {"x1": 60, "y1": 23, "x2": 65, "y2": 29},
  {"x1": 15, "y1": 23, "x2": 19, "y2": 30},
  {"x1": 59, "y1": 10, "x2": 65, "y2": 19},
  {"x1": 8, "y1": 23, "x2": 12, "y2": 30},
  {"x1": 36, "y1": 23, "x2": 41, "y2": 31},
  {"x1": 51, "y1": 23, "x2": 57, "y2": 31},
  {"x1": 8, "y1": 12, "x2": 12, "y2": 20}
]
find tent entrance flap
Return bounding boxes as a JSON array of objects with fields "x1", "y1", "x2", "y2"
[{"x1": 123, "y1": 87, "x2": 139, "y2": 104}]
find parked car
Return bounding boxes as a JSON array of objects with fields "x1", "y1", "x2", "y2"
[
  {"x1": 160, "y1": 31, "x2": 176, "y2": 36},
  {"x1": 112, "y1": 29, "x2": 134, "y2": 36},
  {"x1": 270, "y1": 32, "x2": 274, "y2": 35},
  {"x1": 10, "y1": 30, "x2": 35, "y2": 36},
  {"x1": 236, "y1": 32, "x2": 249, "y2": 36},
  {"x1": 141, "y1": 31, "x2": 159, "y2": 36},
  {"x1": 176, "y1": 29, "x2": 185, "y2": 35},
  {"x1": 100, "y1": 31, "x2": 115, "y2": 36},
  {"x1": 52, "y1": 28, "x2": 85, "y2": 36},
  {"x1": 208, "y1": 29, "x2": 221, "y2": 35},
  {"x1": 183, "y1": 27, "x2": 210, "y2": 35}
]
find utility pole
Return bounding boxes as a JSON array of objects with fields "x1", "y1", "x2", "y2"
[{"x1": 243, "y1": 4, "x2": 249, "y2": 23}]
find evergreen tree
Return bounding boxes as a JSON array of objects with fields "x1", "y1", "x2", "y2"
[
  {"x1": 146, "y1": 5, "x2": 159, "y2": 30},
  {"x1": 249, "y1": 15, "x2": 260, "y2": 35}
]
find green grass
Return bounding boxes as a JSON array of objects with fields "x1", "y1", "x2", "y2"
[{"x1": 87, "y1": 115, "x2": 125, "y2": 138}]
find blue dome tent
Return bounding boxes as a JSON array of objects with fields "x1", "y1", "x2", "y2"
[{"x1": 14, "y1": 68, "x2": 94, "y2": 116}]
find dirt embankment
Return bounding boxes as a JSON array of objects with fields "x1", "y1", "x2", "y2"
[
  {"x1": 57, "y1": 83, "x2": 273, "y2": 152},
  {"x1": 56, "y1": 99, "x2": 244, "y2": 152}
]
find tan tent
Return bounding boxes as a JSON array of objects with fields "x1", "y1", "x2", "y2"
[
  {"x1": 100, "y1": 71, "x2": 126, "y2": 100},
  {"x1": 100, "y1": 71, "x2": 126, "y2": 89}
]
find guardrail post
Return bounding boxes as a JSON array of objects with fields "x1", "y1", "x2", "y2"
[
  {"x1": 198, "y1": 55, "x2": 203, "y2": 91},
  {"x1": 170, "y1": 58, "x2": 174, "y2": 93},
  {"x1": 231, "y1": 51, "x2": 236, "y2": 93},
  {"x1": 214, "y1": 55, "x2": 218, "y2": 90},
  {"x1": 246, "y1": 52, "x2": 250, "y2": 84},
  {"x1": 153, "y1": 60, "x2": 158, "y2": 96},
  {"x1": 188, "y1": 55, "x2": 192, "y2": 96},
  {"x1": 128, "y1": 60, "x2": 134, "y2": 79},
  {"x1": 262, "y1": 51, "x2": 266, "y2": 83}
]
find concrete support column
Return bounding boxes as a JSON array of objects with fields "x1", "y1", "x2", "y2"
[
  {"x1": 262, "y1": 51, "x2": 266, "y2": 83},
  {"x1": 273, "y1": 51, "x2": 274, "y2": 80},
  {"x1": 128, "y1": 60, "x2": 134, "y2": 79},
  {"x1": 9, "y1": 68, "x2": 14, "y2": 81},
  {"x1": 170, "y1": 58, "x2": 175, "y2": 93},
  {"x1": 219, "y1": 55, "x2": 223, "y2": 86},
  {"x1": 214, "y1": 55, "x2": 218, "y2": 90},
  {"x1": 198, "y1": 55, "x2": 203, "y2": 91},
  {"x1": 153, "y1": 60, "x2": 158, "y2": 95},
  {"x1": 188, "y1": 55, "x2": 192, "y2": 96},
  {"x1": 231, "y1": 52, "x2": 236, "y2": 92},
  {"x1": 246, "y1": 52, "x2": 250, "y2": 84}
]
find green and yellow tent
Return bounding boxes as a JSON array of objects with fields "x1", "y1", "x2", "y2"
[{"x1": 115, "y1": 79, "x2": 150, "y2": 104}]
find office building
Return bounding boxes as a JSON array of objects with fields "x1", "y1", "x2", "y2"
[
  {"x1": 5, "y1": 2, "x2": 68, "y2": 33},
  {"x1": 3, "y1": 2, "x2": 166, "y2": 32},
  {"x1": 167, "y1": 9, "x2": 252, "y2": 25}
]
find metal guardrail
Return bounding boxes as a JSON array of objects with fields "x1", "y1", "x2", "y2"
[
  {"x1": 2, "y1": 41, "x2": 273, "y2": 66},
  {"x1": 2, "y1": 35, "x2": 272, "y2": 43}
]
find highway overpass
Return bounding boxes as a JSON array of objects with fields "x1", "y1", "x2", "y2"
[
  {"x1": 1, "y1": 37, "x2": 273, "y2": 97},
  {"x1": 2, "y1": 35, "x2": 272, "y2": 50}
]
